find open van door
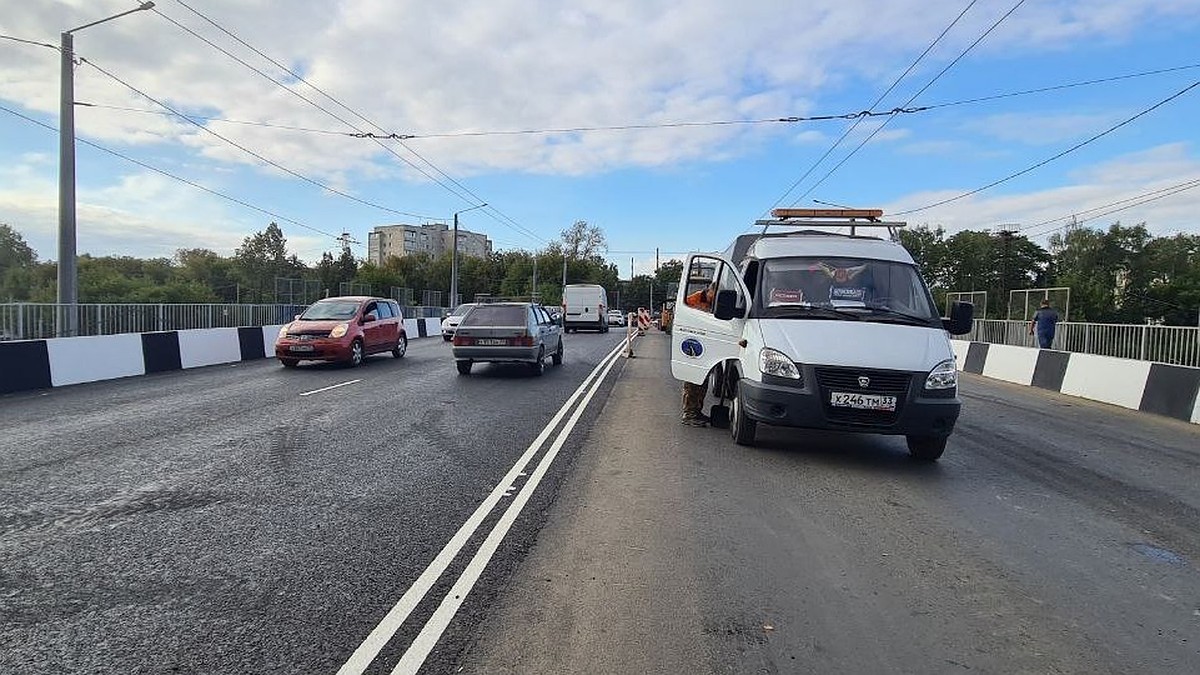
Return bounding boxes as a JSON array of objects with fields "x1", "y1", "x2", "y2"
[{"x1": 671, "y1": 254, "x2": 751, "y2": 385}]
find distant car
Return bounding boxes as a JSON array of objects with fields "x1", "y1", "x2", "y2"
[
  {"x1": 607, "y1": 309, "x2": 626, "y2": 326},
  {"x1": 441, "y1": 303, "x2": 478, "y2": 341},
  {"x1": 275, "y1": 296, "x2": 406, "y2": 367},
  {"x1": 452, "y1": 302, "x2": 563, "y2": 376}
]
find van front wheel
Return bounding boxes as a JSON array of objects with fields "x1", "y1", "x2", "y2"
[
  {"x1": 906, "y1": 435, "x2": 947, "y2": 461},
  {"x1": 730, "y1": 388, "x2": 757, "y2": 446}
]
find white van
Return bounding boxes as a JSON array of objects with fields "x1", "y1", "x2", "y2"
[
  {"x1": 563, "y1": 284, "x2": 610, "y2": 333},
  {"x1": 670, "y1": 209, "x2": 973, "y2": 460}
]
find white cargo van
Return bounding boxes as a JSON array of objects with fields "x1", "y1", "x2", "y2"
[
  {"x1": 670, "y1": 209, "x2": 973, "y2": 460},
  {"x1": 563, "y1": 284, "x2": 610, "y2": 333}
]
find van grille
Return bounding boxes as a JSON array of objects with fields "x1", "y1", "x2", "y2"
[{"x1": 814, "y1": 366, "x2": 912, "y2": 427}]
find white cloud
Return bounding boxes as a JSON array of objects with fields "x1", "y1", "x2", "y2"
[
  {"x1": 0, "y1": 160, "x2": 330, "y2": 262},
  {"x1": 8, "y1": 0, "x2": 1195, "y2": 182},
  {"x1": 884, "y1": 143, "x2": 1200, "y2": 239}
]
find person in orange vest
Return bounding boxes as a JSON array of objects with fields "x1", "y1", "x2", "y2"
[{"x1": 680, "y1": 281, "x2": 718, "y2": 426}]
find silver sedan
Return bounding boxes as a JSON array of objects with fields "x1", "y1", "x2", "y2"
[{"x1": 451, "y1": 302, "x2": 563, "y2": 376}]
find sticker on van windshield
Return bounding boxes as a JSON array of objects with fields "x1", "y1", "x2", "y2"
[
  {"x1": 768, "y1": 288, "x2": 804, "y2": 306},
  {"x1": 681, "y1": 338, "x2": 704, "y2": 358},
  {"x1": 830, "y1": 286, "x2": 866, "y2": 303}
]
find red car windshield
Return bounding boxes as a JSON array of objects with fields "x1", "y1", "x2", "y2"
[{"x1": 299, "y1": 301, "x2": 360, "y2": 320}]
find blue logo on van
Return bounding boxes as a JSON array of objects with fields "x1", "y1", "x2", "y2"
[{"x1": 681, "y1": 338, "x2": 703, "y2": 358}]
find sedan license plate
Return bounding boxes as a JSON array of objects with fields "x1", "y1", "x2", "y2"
[
  {"x1": 830, "y1": 391, "x2": 896, "y2": 411},
  {"x1": 476, "y1": 338, "x2": 507, "y2": 346},
  {"x1": 288, "y1": 345, "x2": 315, "y2": 352}
]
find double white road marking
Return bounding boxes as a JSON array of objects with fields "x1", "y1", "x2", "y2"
[{"x1": 337, "y1": 337, "x2": 629, "y2": 675}]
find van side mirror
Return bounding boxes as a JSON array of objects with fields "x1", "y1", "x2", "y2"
[
  {"x1": 943, "y1": 301, "x2": 974, "y2": 335},
  {"x1": 713, "y1": 290, "x2": 741, "y2": 320}
]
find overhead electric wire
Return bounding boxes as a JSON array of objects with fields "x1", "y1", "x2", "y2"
[
  {"x1": 920, "y1": 63, "x2": 1200, "y2": 111},
  {"x1": 79, "y1": 56, "x2": 437, "y2": 221},
  {"x1": 762, "y1": 0, "x2": 980, "y2": 216},
  {"x1": 162, "y1": 0, "x2": 547, "y2": 245},
  {"x1": 1021, "y1": 177, "x2": 1200, "y2": 239},
  {"x1": 71, "y1": 61, "x2": 1199, "y2": 140},
  {"x1": 75, "y1": 102, "x2": 355, "y2": 136},
  {"x1": 889, "y1": 81, "x2": 1200, "y2": 217},
  {"x1": 0, "y1": 102, "x2": 352, "y2": 245},
  {"x1": 789, "y1": 0, "x2": 1029, "y2": 207},
  {"x1": 148, "y1": 6, "x2": 477, "y2": 220},
  {"x1": 0, "y1": 34, "x2": 59, "y2": 50}
]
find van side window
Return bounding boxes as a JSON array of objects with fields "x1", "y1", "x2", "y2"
[
  {"x1": 742, "y1": 260, "x2": 759, "y2": 301},
  {"x1": 717, "y1": 262, "x2": 743, "y2": 309},
  {"x1": 684, "y1": 257, "x2": 720, "y2": 314}
]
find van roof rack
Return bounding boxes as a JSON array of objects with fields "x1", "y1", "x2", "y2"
[
  {"x1": 756, "y1": 208, "x2": 907, "y2": 238},
  {"x1": 727, "y1": 208, "x2": 908, "y2": 264}
]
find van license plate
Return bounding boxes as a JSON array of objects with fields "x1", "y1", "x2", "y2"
[
  {"x1": 289, "y1": 345, "x2": 314, "y2": 352},
  {"x1": 830, "y1": 392, "x2": 896, "y2": 411},
  {"x1": 476, "y1": 338, "x2": 506, "y2": 346}
]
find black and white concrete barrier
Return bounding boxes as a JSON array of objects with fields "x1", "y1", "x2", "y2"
[
  {"x1": 951, "y1": 340, "x2": 1200, "y2": 425},
  {"x1": 1, "y1": 319, "x2": 444, "y2": 396}
]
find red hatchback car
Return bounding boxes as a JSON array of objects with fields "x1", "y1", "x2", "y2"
[{"x1": 275, "y1": 296, "x2": 407, "y2": 367}]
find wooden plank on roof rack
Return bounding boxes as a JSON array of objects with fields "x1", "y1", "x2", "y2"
[{"x1": 770, "y1": 208, "x2": 884, "y2": 220}]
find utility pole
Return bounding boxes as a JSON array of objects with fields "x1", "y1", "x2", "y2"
[
  {"x1": 655, "y1": 247, "x2": 660, "y2": 272},
  {"x1": 532, "y1": 254, "x2": 538, "y2": 300},
  {"x1": 450, "y1": 203, "x2": 486, "y2": 308},
  {"x1": 998, "y1": 227, "x2": 1015, "y2": 320},
  {"x1": 57, "y1": 2, "x2": 156, "y2": 336}
]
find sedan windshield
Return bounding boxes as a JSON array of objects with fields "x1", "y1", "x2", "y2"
[
  {"x1": 756, "y1": 257, "x2": 940, "y2": 324},
  {"x1": 461, "y1": 305, "x2": 527, "y2": 327},
  {"x1": 299, "y1": 300, "x2": 360, "y2": 320}
]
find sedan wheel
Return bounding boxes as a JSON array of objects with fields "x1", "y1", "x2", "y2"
[
  {"x1": 392, "y1": 334, "x2": 408, "y2": 359},
  {"x1": 348, "y1": 340, "x2": 363, "y2": 367},
  {"x1": 530, "y1": 347, "x2": 545, "y2": 376},
  {"x1": 456, "y1": 360, "x2": 472, "y2": 375},
  {"x1": 551, "y1": 340, "x2": 563, "y2": 365}
]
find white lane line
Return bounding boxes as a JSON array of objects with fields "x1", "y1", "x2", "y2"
[
  {"x1": 336, "y1": 337, "x2": 628, "y2": 675},
  {"x1": 390, "y1": 337, "x2": 626, "y2": 674},
  {"x1": 298, "y1": 379, "x2": 362, "y2": 397}
]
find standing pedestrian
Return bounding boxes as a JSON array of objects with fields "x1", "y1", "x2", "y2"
[
  {"x1": 680, "y1": 281, "x2": 716, "y2": 426},
  {"x1": 1029, "y1": 298, "x2": 1059, "y2": 349}
]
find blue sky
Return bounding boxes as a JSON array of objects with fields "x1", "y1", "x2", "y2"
[{"x1": 2, "y1": 0, "x2": 1199, "y2": 278}]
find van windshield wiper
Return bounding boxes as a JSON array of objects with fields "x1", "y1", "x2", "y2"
[
  {"x1": 764, "y1": 306, "x2": 860, "y2": 320},
  {"x1": 860, "y1": 307, "x2": 937, "y2": 326}
]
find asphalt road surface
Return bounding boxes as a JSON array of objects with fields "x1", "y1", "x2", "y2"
[
  {"x1": 4, "y1": 330, "x2": 1198, "y2": 674},
  {"x1": 458, "y1": 333, "x2": 1200, "y2": 675},
  {"x1": 0, "y1": 330, "x2": 626, "y2": 674}
]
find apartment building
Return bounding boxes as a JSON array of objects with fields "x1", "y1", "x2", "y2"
[{"x1": 367, "y1": 222, "x2": 493, "y2": 266}]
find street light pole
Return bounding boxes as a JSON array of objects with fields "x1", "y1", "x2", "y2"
[
  {"x1": 450, "y1": 202, "x2": 486, "y2": 308},
  {"x1": 58, "y1": 2, "x2": 155, "y2": 337}
]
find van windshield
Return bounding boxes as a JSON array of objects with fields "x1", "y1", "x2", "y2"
[{"x1": 754, "y1": 257, "x2": 940, "y2": 325}]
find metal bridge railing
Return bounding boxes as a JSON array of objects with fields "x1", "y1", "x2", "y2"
[
  {"x1": 966, "y1": 319, "x2": 1200, "y2": 368},
  {"x1": 0, "y1": 302, "x2": 450, "y2": 340}
]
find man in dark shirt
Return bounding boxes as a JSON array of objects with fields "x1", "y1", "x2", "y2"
[{"x1": 1029, "y1": 299, "x2": 1060, "y2": 349}]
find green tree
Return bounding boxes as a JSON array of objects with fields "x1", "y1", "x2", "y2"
[
  {"x1": 0, "y1": 224, "x2": 39, "y2": 301},
  {"x1": 232, "y1": 222, "x2": 306, "y2": 302},
  {"x1": 1048, "y1": 222, "x2": 1151, "y2": 322},
  {"x1": 559, "y1": 220, "x2": 607, "y2": 259}
]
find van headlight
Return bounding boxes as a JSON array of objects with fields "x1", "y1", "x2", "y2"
[
  {"x1": 925, "y1": 359, "x2": 957, "y2": 390},
  {"x1": 330, "y1": 323, "x2": 349, "y2": 339},
  {"x1": 760, "y1": 348, "x2": 800, "y2": 380}
]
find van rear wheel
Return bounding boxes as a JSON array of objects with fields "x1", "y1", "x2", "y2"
[{"x1": 906, "y1": 435, "x2": 947, "y2": 461}]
